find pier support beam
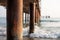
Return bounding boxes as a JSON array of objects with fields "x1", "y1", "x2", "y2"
[
  {"x1": 35, "y1": 8, "x2": 40, "y2": 24},
  {"x1": 29, "y1": 3, "x2": 35, "y2": 34},
  {"x1": 7, "y1": 0, "x2": 23, "y2": 40}
]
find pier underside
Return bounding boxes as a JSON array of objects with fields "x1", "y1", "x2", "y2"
[
  {"x1": 0, "y1": 0, "x2": 41, "y2": 40},
  {"x1": 0, "y1": 0, "x2": 41, "y2": 23}
]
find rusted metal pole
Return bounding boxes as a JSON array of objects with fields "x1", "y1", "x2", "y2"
[
  {"x1": 29, "y1": 2, "x2": 35, "y2": 34},
  {"x1": 7, "y1": 0, "x2": 23, "y2": 40}
]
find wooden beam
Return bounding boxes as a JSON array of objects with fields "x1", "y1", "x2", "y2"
[
  {"x1": 7, "y1": 0, "x2": 23, "y2": 40},
  {"x1": 29, "y1": 2, "x2": 35, "y2": 34},
  {"x1": 35, "y1": 8, "x2": 40, "y2": 23}
]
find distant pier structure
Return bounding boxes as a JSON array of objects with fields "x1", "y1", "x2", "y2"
[{"x1": 0, "y1": 0, "x2": 41, "y2": 40}]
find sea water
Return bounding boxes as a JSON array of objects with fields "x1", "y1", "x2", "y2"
[
  {"x1": 0, "y1": 17, "x2": 6, "y2": 36},
  {"x1": 1, "y1": 17, "x2": 60, "y2": 38}
]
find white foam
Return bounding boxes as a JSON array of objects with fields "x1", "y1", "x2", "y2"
[
  {"x1": 0, "y1": 27, "x2": 6, "y2": 36},
  {"x1": 23, "y1": 25, "x2": 60, "y2": 38},
  {"x1": 0, "y1": 25, "x2": 60, "y2": 38}
]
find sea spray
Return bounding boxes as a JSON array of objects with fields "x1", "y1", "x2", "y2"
[
  {"x1": 23, "y1": 25, "x2": 60, "y2": 38},
  {"x1": 0, "y1": 25, "x2": 60, "y2": 38},
  {"x1": 0, "y1": 27, "x2": 6, "y2": 36}
]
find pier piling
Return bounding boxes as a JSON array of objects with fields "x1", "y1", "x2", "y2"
[
  {"x1": 7, "y1": 0, "x2": 23, "y2": 40},
  {"x1": 29, "y1": 2, "x2": 35, "y2": 34}
]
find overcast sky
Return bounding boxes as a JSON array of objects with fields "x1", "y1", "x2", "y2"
[
  {"x1": 0, "y1": 0, "x2": 60, "y2": 18},
  {"x1": 0, "y1": 6, "x2": 6, "y2": 17},
  {"x1": 41, "y1": 0, "x2": 60, "y2": 18}
]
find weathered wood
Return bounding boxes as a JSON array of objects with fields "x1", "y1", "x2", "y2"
[
  {"x1": 29, "y1": 2, "x2": 35, "y2": 34},
  {"x1": 35, "y1": 8, "x2": 41, "y2": 23},
  {"x1": 0, "y1": 0, "x2": 40, "y2": 13},
  {"x1": 7, "y1": 0, "x2": 23, "y2": 40}
]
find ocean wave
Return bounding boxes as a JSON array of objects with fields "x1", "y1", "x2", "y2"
[
  {"x1": 23, "y1": 25, "x2": 60, "y2": 38},
  {"x1": 0, "y1": 25, "x2": 60, "y2": 38},
  {"x1": 0, "y1": 27, "x2": 6, "y2": 36}
]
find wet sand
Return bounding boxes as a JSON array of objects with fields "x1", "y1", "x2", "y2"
[{"x1": 0, "y1": 36, "x2": 60, "y2": 40}]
